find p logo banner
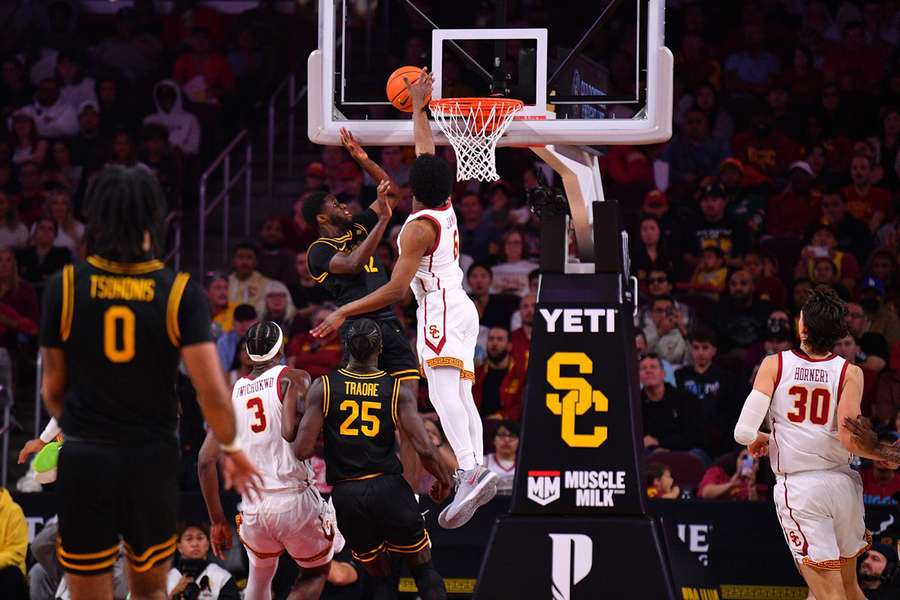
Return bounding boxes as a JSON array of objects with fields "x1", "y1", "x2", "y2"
[
  {"x1": 549, "y1": 534, "x2": 593, "y2": 600},
  {"x1": 546, "y1": 352, "x2": 608, "y2": 447}
]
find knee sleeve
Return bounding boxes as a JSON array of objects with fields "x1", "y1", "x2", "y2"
[
  {"x1": 410, "y1": 560, "x2": 447, "y2": 600},
  {"x1": 424, "y1": 365, "x2": 476, "y2": 471}
]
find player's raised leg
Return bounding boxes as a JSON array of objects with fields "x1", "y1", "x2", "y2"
[{"x1": 840, "y1": 559, "x2": 867, "y2": 600}]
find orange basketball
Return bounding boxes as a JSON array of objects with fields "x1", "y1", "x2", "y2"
[{"x1": 386, "y1": 66, "x2": 429, "y2": 112}]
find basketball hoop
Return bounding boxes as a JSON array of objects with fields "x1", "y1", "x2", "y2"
[{"x1": 429, "y1": 97, "x2": 524, "y2": 182}]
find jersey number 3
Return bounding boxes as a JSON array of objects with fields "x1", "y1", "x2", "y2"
[
  {"x1": 246, "y1": 397, "x2": 267, "y2": 433},
  {"x1": 787, "y1": 386, "x2": 831, "y2": 425}
]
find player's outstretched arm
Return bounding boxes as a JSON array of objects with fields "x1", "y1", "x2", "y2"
[
  {"x1": 311, "y1": 219, "x2": 434, "y2": 338},
  {"x1": 328, "y1": 180, "x2": 393, "y2": 275},
  {"x1": 197, "y1": 431, "x2": 232, "y2": 560},
  {"x1": 734, "y1": 354, "x2": 776, "y2": 454},
  {"x1": 407, "y1": 69, "x2": 435, "y2": 156},
  {"x1": 396, "y1": 385, "x2": 453, "y2": 502},
  {"x1": 340, "y1": 128, "x2": 401, "y2": 209},
  {"x1": 837, "y1": 365, "x2": 900, "y2": 464},
  {"x1": 293, "y1": 377, "x2": 326, "y2": 460},
  {"x1": 39, "y1": 347, "x2": 66, "y2": 419},
  {"x1": 280, "y1": 368, "x2": 312, "y2": 442}
]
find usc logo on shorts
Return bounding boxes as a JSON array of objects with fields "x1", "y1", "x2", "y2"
[
  {"x1": 428, "y1": 325, "x2": 441, "y2": 339},
  {"x1": 788, "y1": 531, "x2": 802, "y2": 548},
  {"x1": 546, "y1": 352, "x2": 608, "y2": 448}
]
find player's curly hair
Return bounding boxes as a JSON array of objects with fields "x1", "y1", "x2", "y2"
[
  {"x1": 409, "y1": 153, "x2": 453, "y2": 208},
  {"x1": 801, "y1": 285, "x2": 849, "y2": 355},
  {"x1": 301, "y1": 191, "x2": 332, "y2": 227},
  {"x1": 346, "y1": 318, "x2": 382, "y2": 361},
  {"x1": 83, "y1": 166, "x2": 166, "y2": 262}
]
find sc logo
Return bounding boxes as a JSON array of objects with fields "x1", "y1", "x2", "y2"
[{"x1": 546, "y1": 352, "x2": 608, "y2": 447}]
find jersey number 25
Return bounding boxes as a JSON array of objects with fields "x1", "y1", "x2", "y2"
[{"x1": 786, "y1": 386, "x2": 831, "y2": 426}]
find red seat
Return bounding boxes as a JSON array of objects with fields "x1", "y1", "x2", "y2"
[{"x1": 647, "y1": 451, "x2": 706, "y2": 492}]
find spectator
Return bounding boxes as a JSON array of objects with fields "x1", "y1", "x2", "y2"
[
  {"x1": 0, "y1": 57, "x2": 32, "y2": 122},
  {"x1": 413, "y1": 419, "x2": 459, "y2": 496},
  {"x1": 698, "y1": 450, "x2": 764, "y2": 501},
  {"x1": 765, "y1": 161, "x2": 819, "y2": 239},
  {"x1": 644, "y1": 296, "x2": 689, "y2": 368},
  {"x1": 474, "y1": 327, "x2": 526, "y2": 422},
  {"x1": 639, "y1": 353, "x2": 703, "y2": 451},
  {"x1": 172, "y1": 28, "x2": 235, "y2": 107},
  {"x1": 744, "y1": 248, "x2": 786, "y2": 306},
  {"x1": 226, "y1": 337, "x2": 251, "y2": 385},
  {"x1": 143, "y1": 80, "x2": 201, "y2": 157},
  {"x1": 824, "y1": 21, "x2": 883, "y2": 89},
  {"x1": 15, "y1": 161, "x2": 47, "y2": 227},
  {"x1": 139, "y1": 123, "x2": 182, "y2": 204},
  {"x1": 96, "y1": 76, "x2": 139, "y2": 137},
  {"x1": 9, "y1": 108, "x2": 47, "y2": 167},
  {"x1": 457, "y1": 192, "x2": 496, "y2": 261},
  {"x1": 843, "y1": 154, "x2": 892, "y2": 233},
  {"x1": 71, "y1": 101, "x2": 106, "y2": 179},
  {"x1": 777, "y1": 46, "x2": 823, "y2": 110},
  {"x1": 260, "y1": 280, "x2": 297, "y2": 333},
  {"x1": 662, "y1": 109, "x2": 730, "y2": 187},
  {"x1": 55, "y1": 48, "x2": 97, "y2": 113},
  {"x1": 215, "y1": 303, "x2": 257, "y2": 373},
  {"x1": 228, "y1": 241, "x2": 270, "y2": 308},
  {"x1": 676, "y1": 328, "x2": 735, "y2": 453},
  {"x1": 714, "y1": 270, "x2": 773, "y2": 354},
  {"x1": 632, "y1": 215, "x2": 674, "y2": 292},
  {"x1": 15, "y1": 218, "x2": 70, "y2": 288},
  {"x1": 0, "y1": 486, "x2": 27, "y2": 600},
  {"x1": 31, "y1": 77, "x2": 78, "y2": 139},
  {"x1": 733, "y1": 113, "x2": 800, "y2": 179},
  {"x1": 637, "y1": 270, "x2": 692, "y2": 332},
  {"x1": 44, "y1": 139, "x2": 83, "y2": 197},
  {"x1": 45, "y1": 185, "x2": 84, "y2": 255},
  {"x1": 681, "y1": 183, "x2": 749, "y2": 270},
  {"x1": 483, "y1": 420, "x2": 519, "y2": 495},
  {"x1": 721, "y1": 158, "x2": 768, "y2": 236},
  {"x1": 286, "y1": 307, "x2": 343, "y2": 378},
  {"x1": 859, "y1": 544, "x2": 900, "y2": 599},
  {"x1": 490, "y1": 229, "x2": 537, "y2": 297},
  {"x1": 866, "y1": 250, "x2": 897, "y2": 295},
  {"x1": 724, "y1": 23, "x2": 781, "y2": 98},
  {"x1": 872, "y1": 107, "x2": 900, "y2": 189},
  {"x1": 640, "y1": 190, "x2": 678, "y2": 243},
  {"x1": 510, "y1": 292, "x2": 534, "y2": 370},
  {"x1": 106, "y1": 129, "x2": 150, "y2": 171},
  {"x1": 287, "y1": 251, "x2": 328, "y2": 327},
  {"x1": 166, "y1": 522, "x2": 239, "y2": 600},
  {"x1": 483, "y1": 181, "x2": 516, "y2": 231},
  {"x1": 644, "y1": 463, "x2": 679, "y2": 499},
  {"x1": 257, "y1": 216, "x2": 295, "y2": 284},
  {"x1": 285, "y1": 193, "x2": 320, "y2": 252},
  {"x1": 91, "y1": 7, "x2": 162, "y2": 83},
  {"x1": 686, "y1": 246, "x2": 728, "y2": 299},
  {"x1": 468, "y1": 262, "x2": 520, "y2": 330},
  {"x1": 675, "y1": 84, "x2": 735, "y2": 143},
  {"x1": 860, "y1": 277, "x2": 900, "y2": 347},
  {"x1": 811, "y1": 188, "x2": 872, "y2": 264},
  {"x1": 205, "y1": 272, "x2": 235, "y2": 336},
  {"x1": 0, "y1": 192, "x2": 29, "y2": 249},
  {"x1": 794, "y1": 224, "x2": 860, "y2": 294},
  {"x1": 674, "y1": 36, "x2": 721, "y2": 97}
]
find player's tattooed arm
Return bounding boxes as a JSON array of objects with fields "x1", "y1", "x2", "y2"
[
  {"x1": 837, "y1": 364, "x2": 899, "y2": 464},
  {"x1": 327, "y1": 181, "x2": 393, "y2": 275},
  {"x1": 280, "y1": 368, "x2": 312, "y2": 442},
  {"x1": 843, "y1": 416, "x2": 900, "y2": 466},
  {"x1": 340, "y1": 127, "x2": 401, "y2": 209},
  {"x1": 293, "y1": 377, "x2": 326, "y2": 460},
  {"x1": 396, "y1": 385, "x2": 453, "y2": 502},
  {"x1": 39, "y1": 347, "x2": 66, "y2": 418}
]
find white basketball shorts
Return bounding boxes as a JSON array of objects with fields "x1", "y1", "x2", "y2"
[
  {"x1": 416, "y1": 288, "x2": 479, "y2": 379},
  {"x1": 773, "y1": 467, "x2": 871, "y2": 570}
]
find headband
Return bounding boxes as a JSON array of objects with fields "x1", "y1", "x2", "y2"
[{"x1": 248, "y1": 323, "x2": 284, "y2": 363}]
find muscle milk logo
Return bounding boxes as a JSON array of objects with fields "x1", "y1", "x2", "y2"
[
  {"x1": 527, "y1": 470, "x2": 561, "y2": 506},
  {"x1": 565, "y1": 470, "x2": 627, "y2": 507},
  {"x1": 540, "y1": 308, "x2": 616, "y2": 333},
  {"x1": 549, "y1": 534, "x2": 593, "y2": 600},
  {"x1": 677, "y1": 523, "x2": 712, "y2": 567}
]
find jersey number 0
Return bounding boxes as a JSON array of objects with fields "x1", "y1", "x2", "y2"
[{"x1": 103, "y1": 306, "x2": 136, "y2": 363}]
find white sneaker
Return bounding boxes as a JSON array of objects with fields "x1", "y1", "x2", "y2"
[{"x1": 437, "y1": 466, "x2": 498, "y2": 529}]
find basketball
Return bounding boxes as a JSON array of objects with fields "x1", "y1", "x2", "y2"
[{"x1": 386, "y1": 66, "x2": 428, "y2": 112}]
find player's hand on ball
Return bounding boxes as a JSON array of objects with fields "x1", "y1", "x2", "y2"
[
  {"x1": 405, "y1": 68, "x2": 434, "y2": 111},
  {"x1": 311, "y1": 310, "x2": 346, "y2": 338},
  {"x1": 210, "y1": 521, "x2": 233, "y2": 560},
  {"x1": 339, "y1": 128, "x2": 367, "y2": 161},
  {"x1": 18, "y1": 438, "x2": 46, "y2": 464},
  {"x1": 220, "y1": 449, "x2": 262, "y2": 501}
]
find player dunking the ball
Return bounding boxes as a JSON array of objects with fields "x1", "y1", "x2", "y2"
[
  {"x1": 39, "y1": 166, "x2": 259, "y2": 600},
  {"x1": 734, "y1": 286, "x2": 900, "y2": 600},
  {"x1": 312, "y1": 70, "x2": 499, "y2": 528}
]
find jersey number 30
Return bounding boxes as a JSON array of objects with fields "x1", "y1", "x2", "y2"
[{"x1": 787, "y1": 386, "x2": 831, "y2": 425}]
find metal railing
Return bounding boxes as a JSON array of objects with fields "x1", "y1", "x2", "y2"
[
  {"x1": 267, "y1": 71, "x2": 309, "y2": 200},
  {"x1": 162, "y1": 210, "x2": 182, "y2": 272},
  {"x1": 198, "y1": 130, "x2": 253, "y2": 276}
]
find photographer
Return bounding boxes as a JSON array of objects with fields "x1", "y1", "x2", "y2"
[
  {"x1": 167, "y1": 523, "x2": 239, "y2": 600},
  {"x1": 860, "y1": 543, "x2": 900, "y2": 599}
]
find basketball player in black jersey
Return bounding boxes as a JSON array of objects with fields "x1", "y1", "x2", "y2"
[
  {"x1": 286, "y1": 319, "x2": 452, "y2": 600},
  {"x1": 39, "y1": 167, "x2": 259, "y2": 600}
]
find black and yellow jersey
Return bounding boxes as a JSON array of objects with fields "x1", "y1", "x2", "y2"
[
  {"x1": 39, "y1": 255, "x2": 212, "y2": 444},
  {"x1": 322, "y1": 367, "x2": 416, "y2": 484},
  {"x1": 306, "y1": 209, "x2": 392, "y2": 320}
]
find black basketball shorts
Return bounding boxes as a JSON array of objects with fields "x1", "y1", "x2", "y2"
[
  {"x1": 330, "y1": 474, "x2": 430, "y2": 563},
  {"x1": 56, "y1": 439, "x2": 179, "y2": 575},
  {"x1": 341, "y1": 317, "x2": 420, "y2": 380}
]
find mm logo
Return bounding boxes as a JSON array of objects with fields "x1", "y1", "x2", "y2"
[
  {"x1": 546, "y1": 352, "x2": 608, "y2": 447},
  {"x1": 527, "y1": 470, "x2": 561, "y2": 506}
]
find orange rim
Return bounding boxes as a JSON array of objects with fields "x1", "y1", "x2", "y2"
[{"x1": 429, "y1": 97, "x2": 524, "y2": 133}]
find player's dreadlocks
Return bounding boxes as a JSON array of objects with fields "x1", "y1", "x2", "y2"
[
  {"x1": 346, "y1": 318, "x2": 382, "y2": 361},
  {"x1": 83, "y1": 166, "x2": 166, "y2": 262},
  {"x1": 801, "y1": 285, "x2": 849, "y2": 355}
]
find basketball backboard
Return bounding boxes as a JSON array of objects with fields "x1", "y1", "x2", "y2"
[{"x1": 308, "y1": 0, "x2": 672, "y2": 147}]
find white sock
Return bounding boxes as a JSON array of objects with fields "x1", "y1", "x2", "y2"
[
  {"x1": 245, "y1": 553, "x2": 278, "y2": 600},
  {"x1": 460, "y1": 378, "x2": 484, "y2": 466},
  {"x1": 425, "y1": 365, "x2": 477, "y2": 471}
]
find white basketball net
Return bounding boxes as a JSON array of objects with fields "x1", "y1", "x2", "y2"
[{"x1": 429, "y1": 98, "x2": 524, "y2": 182}]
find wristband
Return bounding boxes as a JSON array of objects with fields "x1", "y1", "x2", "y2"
[
  {"x1": 220, "y1": 439, "x2": 242, "y2": 454},
  {"x1": 39, "y1": 418, "x2": 62, "y2": 444}
]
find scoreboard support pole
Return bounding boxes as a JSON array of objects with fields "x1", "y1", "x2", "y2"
[{"x1": 472, "y1": 148, "x2": 677, "y2": 599}]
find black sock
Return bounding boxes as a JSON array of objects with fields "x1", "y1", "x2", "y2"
[{"x1": 410, "y1": 561, "x2": 447, "y2": 600}]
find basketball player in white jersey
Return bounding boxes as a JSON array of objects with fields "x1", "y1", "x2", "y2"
[
  {"x1": 311, "y1": 70, "x2": 498, "y2": 529},
  {"x1": 734, "y1": 286, "x2": 900, "y2": 600},
  {"x1": 198, "y1": 321, "x2": 346, "y2": 600}
]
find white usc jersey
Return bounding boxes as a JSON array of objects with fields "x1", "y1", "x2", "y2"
[
  {"x1": 232, "y1": 365, "x2": 313, "y2": 510},
  {"x1": 399, "y1": 204, "x2": 464, "y2": 301},
  {"x1": 768, "y1": 350, "x2": 852, "y2": 475}
]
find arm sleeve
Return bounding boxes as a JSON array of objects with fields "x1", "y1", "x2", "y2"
[
  {"x1": 39, "y1": 271, "x2": 64, "y2": 348},
  {"x1": 306, "y1": 242, "x2": 338, "y2": 282},
  {"x1": 178, "y1": 278, "x2": 214, "y2": 347},
  {"x1": 353, "y1": 208, "x2": 380, "y2": 233}
]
